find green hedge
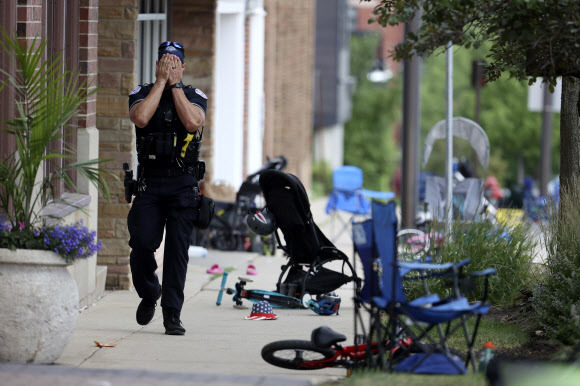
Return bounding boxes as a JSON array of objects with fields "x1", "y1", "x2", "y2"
[{"x1": 404, "y1": 218, "x2": 537, "y2": 307}]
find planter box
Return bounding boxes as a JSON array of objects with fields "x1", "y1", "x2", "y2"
[{"x1": 0, "y1": 248, "x2": 79, "y2": 364}]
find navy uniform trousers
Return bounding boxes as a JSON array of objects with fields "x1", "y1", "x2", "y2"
[{"x1": 127, "y1": 174, "x2": 199, "y2": 312}]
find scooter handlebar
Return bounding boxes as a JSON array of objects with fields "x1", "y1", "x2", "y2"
[{"x1": 216, "y1": 271, "x2": 229, "y2": 306}]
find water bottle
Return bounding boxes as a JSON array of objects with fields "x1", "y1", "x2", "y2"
[
  {"x1": 188, "y1": 245, "x2": 208, "y2": 259},
  {"x1": 478, "y1": 341, "x2": 496, "y2": 373}
]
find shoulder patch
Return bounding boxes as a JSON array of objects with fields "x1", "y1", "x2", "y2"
[
  {"x1": 195, "y1": 88, "x2": 207, "y2": 99},
  {"x1": 129, "y1": 86, "x2": 141, "y2": 95}
]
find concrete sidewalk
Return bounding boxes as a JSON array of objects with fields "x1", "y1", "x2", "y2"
[{"x1": 0, "y1": 198, "x2": 359, "y2": 385}]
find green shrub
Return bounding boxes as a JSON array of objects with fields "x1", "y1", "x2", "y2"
[
  {"x1": 311, "y1": 160, "x2": 333, "y2": 198},
  {"x1": 533, "y1": 183, "x2": 580, "y2": 344},
  {"x1": 404, "y1": 217, "x2": 537, "y2": 307}
]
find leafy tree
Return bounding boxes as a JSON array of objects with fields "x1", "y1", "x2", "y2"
[
  {"x1": 420, "y1": 45, "x2": 560, "y2": 184},
  {"x1": 344, "y1": 33, "x2": 400, "y2": 191},
  {"x1": 365, "y1": 0, "x2": 580, "y2": 196},
  {"x1": 345, "y1": 31, "x2": 560, "y2": 191}
]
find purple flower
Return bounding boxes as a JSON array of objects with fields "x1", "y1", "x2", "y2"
[{"x1": 40, "y1": 221, "x2": 101, "y2": 261}]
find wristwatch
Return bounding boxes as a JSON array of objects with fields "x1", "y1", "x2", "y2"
[{"x1": 170, "y1": 81, "x2": 184, "y2": 89}]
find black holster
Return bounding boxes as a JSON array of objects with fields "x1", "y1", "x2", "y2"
[
  {"x1": 123, "y1": 163, "x2": 137, "y2": 203},
  {"x1": 180, "y1": 130, "x2": 205, "y2": 180},
  {"x1": 184, "y1": 161, "x2": 205, "y2": 180}
]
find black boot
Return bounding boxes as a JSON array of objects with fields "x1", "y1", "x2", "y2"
[
  {"x1": 136, "y1": 287, "x2": 162, "y2": 326},
  {"x1": 163, "y1": 308, "x2": 186, "y2": 335}
]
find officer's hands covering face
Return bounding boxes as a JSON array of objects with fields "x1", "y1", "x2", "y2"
[
  {"x1": 168, "y1": 56, "x2": 184, "y2": 86},
  {"x1": 155, "y1": 54, "x2": 172, "y2": 83}
]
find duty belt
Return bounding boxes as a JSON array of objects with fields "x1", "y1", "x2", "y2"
[{"x1": 141, "y1": 166, "x2": 193, "y2": 178}]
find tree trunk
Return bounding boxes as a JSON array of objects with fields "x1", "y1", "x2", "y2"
[{"x1": 559, "y1": 77, "x2": 580, "y2": 196}]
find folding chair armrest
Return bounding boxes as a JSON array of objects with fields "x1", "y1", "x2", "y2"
[
  {"x1": 459, "y1": 267, "x2": 496, "y2": 303},
  {"x1": 455, "y1": 258, "x2": 471, "y2": 269},
  {"x1": 468, "y1": 268, "x2": 497, "y2": 276},
  {"x1": 399, "y1": 259, "x2": 470, "y2": 273},
  {"x1": 398, "y1": 261, "x2": 455, "y2": 271},
  {"x1": 360, "y1": 189, "x2": 395, "y2": 201}
]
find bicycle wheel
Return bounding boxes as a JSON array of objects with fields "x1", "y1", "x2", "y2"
[
  {"x1": 396, "y1": 229, "x2": 428, "y2": 262},
  {"x1": 261, "y1": 340, "x2": 336, "y2": 370},
  {"x1": 264, "y1": 234, "x2": 277, "y2": 256},
  {"x1": 210, "y1": 229, "x2": 239, "y2": 251}
]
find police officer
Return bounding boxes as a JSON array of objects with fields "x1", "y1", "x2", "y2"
[{"x1": 127, "y1": 41, "x2": 207, "y2": 335}]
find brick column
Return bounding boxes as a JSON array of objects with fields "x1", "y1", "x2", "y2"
[
  {"x1": 79, "y1": 0, "x2": 99, "y2": 131},
  {"x1": 16, "y1": 0, "x2": 42, "y2": 41},
  {"x1": 171, "y1": 0, "x2": 216, "y2": 178},
  {"x1": 96, "y1": 0, "x2": 139, "y2": 290},
  {"x1": 264, "y1": 0, "x2": 315, "y2": 190}
]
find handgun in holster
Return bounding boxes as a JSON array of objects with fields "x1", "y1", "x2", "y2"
[
  {"x1": 180, "y1": 128, "x2": 206, "y2": 180},
  {"x1": 123, "y1": 162, "x2": 137, "y2": 203}
]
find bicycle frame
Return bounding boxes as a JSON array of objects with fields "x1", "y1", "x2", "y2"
[
  {"x1": 294, "y1": 338, "x2": 413, "y2": 369},
  {"x1": 297, "y1": 342, "x2": 380, "y2": 369}
]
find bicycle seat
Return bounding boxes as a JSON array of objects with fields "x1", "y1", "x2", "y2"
[{"x1": 311, "y1": 326, "x2": 347, "y2": 348}]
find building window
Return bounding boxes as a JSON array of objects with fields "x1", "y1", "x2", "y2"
[
  {"x1": 0, "y1": 2, "x2": 16, "y2": 158},
  {"x1": 45, "y1": 1, "x2": 80, "y2": 197},
  {"x1": 0, "y1": 2, "x2": 80, "y2": 199},
  {"x1": 137, "y1": 0, "x2": 169, "y2": 84}
]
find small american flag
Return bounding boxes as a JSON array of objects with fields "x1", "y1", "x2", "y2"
[{"x1": 244, "y1": 301, "x2": 278, "y2": 320}]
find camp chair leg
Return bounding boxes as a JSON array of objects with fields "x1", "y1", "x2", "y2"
[
  {"x1": 435, "y1": 323, "x2": 447, "y2": 350},
  {"x1": 466, "y1": 313, "x2": 485, "y2": 371},
  {"x1": 459, "y1": 314, "x2": 476, "y2": 371},
  {"x1": 398, "y1": 315, "x2": 468, "y2": 375},
  {"x1": 329, "y1": 211, "x2": 354, "y2": 243},
  {"x1": 374, "y1": 311, "x2": 389, "y2": 370}
]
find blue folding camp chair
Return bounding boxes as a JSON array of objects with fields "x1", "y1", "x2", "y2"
[
  {"x1": 353, "y1": 200, "x2": 496, "y2": 374},
  {"x1": 326, "y1": 165, "x2": 394, "y2": 242}
]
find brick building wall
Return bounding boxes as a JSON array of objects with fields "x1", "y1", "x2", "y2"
[
  {"x1": 12, "y1": 1, "x2": 99, "y2": 130},
  {"x1": 79, "y1": 0, "x2": 100, "y2": 142},
  {"x1": 263, "y1": 0, "x2": 315, "y2": 190},
  {"x1": 95, "y1": 0, "x2": 216, "y2": 289},
  {"x1": 2, "y1": 0, "x2": 103, "y2": 305},
  {"x1": 171, "y1": 0, "x2": 216, "y2": 177},
  {"x1": 94, "y1": 0, "x2": 315, "y2": 288},
  {"x1": 96, "y1": 0, "x2": 139, "y2": 290},
  {"x1": 16, "y1": 0, "x2": 41, "y2": 40}
]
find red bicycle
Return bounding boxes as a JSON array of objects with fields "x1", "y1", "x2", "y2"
[{"x1": 261, "y1": 326, "x2": 414, "y2": 371}]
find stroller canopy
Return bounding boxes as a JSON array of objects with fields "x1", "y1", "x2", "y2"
[{"x1": 259, "y1": 170, "x2": 334, "y2": 264}]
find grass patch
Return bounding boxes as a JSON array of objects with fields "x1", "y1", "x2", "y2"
[
  {"x1": 448, "y1": 316, "x2": 530, "y2": 352},
  {"x1": 378, "y1": 313, "x2": 530, "y2": 353},
  {"x1": 341, "y1": 314, "x2": 529, "y2": 386},
  {"x1": 344, "y1": 371, "x2": 488, "y2": 386}
]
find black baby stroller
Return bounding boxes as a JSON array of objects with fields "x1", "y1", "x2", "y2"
[{"x1": 258, "y1": 170, "x2": 361, "y2": 303}]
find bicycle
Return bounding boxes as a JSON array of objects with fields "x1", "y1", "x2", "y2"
[
  {"x1": 199, "y1": 156, "x2": 287, "y2": 253},
  {"x1": 261, "y1": 325, "x2": 465, "y2": 373},
  {"x1": 396, "y1": 228, "x2": 443, "y2": 263},
  {"x1": 261, "y1": 326, "x2": 380, "y2": 372}
]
